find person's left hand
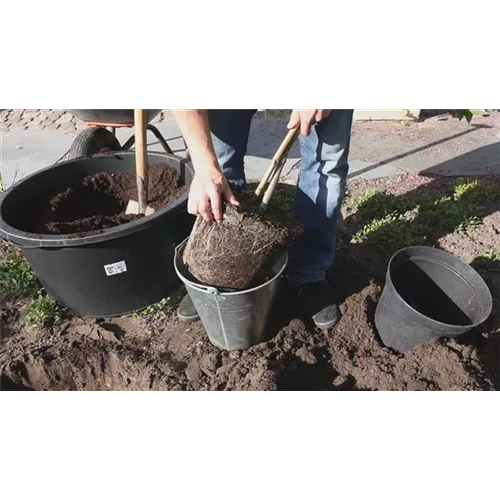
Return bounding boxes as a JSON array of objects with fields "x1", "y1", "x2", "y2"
[{"x1": 287, "y1": 109, "x2": 331, "y2": 136}]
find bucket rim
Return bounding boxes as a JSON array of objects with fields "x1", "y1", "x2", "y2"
[
  {"x1": 174, "y1": 238, "x2": 288, "y2": 296},
  {"x1": 386, "y1": 245, "x2": 493, "y2": 329},
  {"x1": 0, "y1": 152, "x2": 192, "y2": 249}
]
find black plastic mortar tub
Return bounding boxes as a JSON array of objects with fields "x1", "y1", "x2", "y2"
[
  {"x1": 0, "y1": 152, "x2": 194, "y2": 317},
  {"x1": 374, "y1": 246, "x2": 492, "y2": 354},
  {"x1": 175, "y1": 239, "x2": 288, "y2": 351}
]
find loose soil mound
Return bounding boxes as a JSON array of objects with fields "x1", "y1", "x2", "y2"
[
  {"x1": 31, "y1": 162, "x2": 187, "y2": 236},
  {"x1": 1, "y1": 175, "x2": 499, "y2": 391},
  {"x1": 183, "y1": 190, "x2": 302, "y2": 290},
  {"x1": 0, "y1": 276, "x2": 495, "y2": 391}
]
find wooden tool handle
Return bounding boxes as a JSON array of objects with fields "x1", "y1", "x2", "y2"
[
  {"x1": 255, "y1": 126, "x2": 299, "y2": 198},
  {"x1": 276, "y1": 126, "x2": 300, "y2": 159},
  {"x1": 260, "y1": 159, "x2": 285, "y2": 210},
  {"x1": 134, "y1": 109, "x2": 148, "y2": 214}
]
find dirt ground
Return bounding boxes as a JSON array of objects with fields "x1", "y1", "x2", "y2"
[{"x1": 1, "y1": 172, "x2": 499, "y2": 391}]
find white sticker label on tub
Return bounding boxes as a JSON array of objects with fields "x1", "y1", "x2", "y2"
[{"x1": 104, "y1": 261, "x2": 128, "y2": 276}]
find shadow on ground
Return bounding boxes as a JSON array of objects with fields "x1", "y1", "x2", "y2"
[
  {"x1": 273, "y1": 345, "x2": 338, "y2": 390},
  {"x1": 334, "y1": 141, "x2": 500, "y2": 296},
  {"x1": 1, "y1": 373, "x2": 33, "y2": 391}
]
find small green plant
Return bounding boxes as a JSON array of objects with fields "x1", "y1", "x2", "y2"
[
  {"x1": 345, "y1": 188, "x2": 381, "y2": 209},
  {"x1": 346, "y1": 188, "x2": 405, "y2": 224},
  {"x1": 1, "y1": 247, "x2": 66, "y2": 327},
  {"x1": 428, "y1": 195, "x2": 481, "y2": 234},
  {"x1": 418, "y1": 178, "x2": 492, "y2": 234},
  {"x1": 483, "y1": 250, "x2": 500, "y2": 261},
  {"x1": 354, "y1": 213, "x2": 404, "y2": 241},
  {"x1": 353, "y1": 213, "x2": 426, "y2": 253},
  {"x1": 0, "y1": 249, "x2": 41, "y2": 298},
  {"x1": 130, "y1": 296, "x2": 170, "y2": 318},
  {"x1": 25, "y1": 291, "x2": 64, "y2": 328},
  {"x1": 452, "y1": 177, "x2": 499, "y2": 203},
  {"x1": 472, "y1": 251, "x2": 500, "y2": 273}
]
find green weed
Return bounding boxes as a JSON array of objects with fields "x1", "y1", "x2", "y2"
[
  {"x1": 346, "y1": 187, "x2": 404, "y2": 219},
  {"x1": 483, "y1": 250, "x2": 500, "y2": 261},
  {"x1": 25, "y1": 291, "x2": 64, "y2": 328},
  {"x1": 1, "y1": 248, "x2": 66, "y2": 327},
  {"x1": 345, "y1": 188, "x2": 381, "y2": 209},
  {"x1": 0, "y1": 249, "x2": 40, "y2": 298},
  {"x1": 473, "y1": 251, "x2": 500, "y2": 273},
  {"x1": 343, "y1": 177, "x2": 498, "y2": 264},
  {"x1": 354, "y1": 213, "x2": 426, "y2": 252},
  {"x1": 414, "y1": 178, "x2": 500, "y2": 234},
  {"x1": 453, "y1": 178, "x2": 499, "y2": 202},
  {"x1": 436, "y1": 193, "x2": 481, "y2": 233},
  {"x1": 130, "y1": 296, "x2": 170, "y2": 318}
]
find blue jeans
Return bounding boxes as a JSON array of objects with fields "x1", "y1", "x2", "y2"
[{"x1": 207, "y1": 109, "x2": 354, "y2": 286}]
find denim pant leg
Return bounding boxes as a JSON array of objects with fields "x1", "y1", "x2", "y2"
[
  {"x1": 207, "y1": 110, "x2": 257, "y2": 187},
  {"x1": 288, "y1": 109, "x2": 354, "y2": 286}
]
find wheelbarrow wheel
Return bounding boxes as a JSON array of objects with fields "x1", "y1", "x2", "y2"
[{"x1": 67, "y1": 127, "x2": 121, "y2": 160}]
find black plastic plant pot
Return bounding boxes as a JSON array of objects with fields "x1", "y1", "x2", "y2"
[
  {"x1": 374, "y1": 246, "x2": 492, "y2": 354},
  {"x1": 0, "y1": 152, "x2": 194, "y2": 317}
]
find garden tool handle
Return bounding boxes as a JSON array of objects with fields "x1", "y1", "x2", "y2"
[
  {"x1": 260, "y1": 159, "x2": 285, "y2": 210},
  {"x1": 255, "y1": 126, "x2": 300, "y2": 198},
  {"x1": 134, "y1": 109, "x2": 148, "y2": 214}
]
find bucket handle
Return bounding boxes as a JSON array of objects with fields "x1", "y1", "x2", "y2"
[
  {"x1": 174, "y1": 240, "x2": 187, "y2": 257},
  {"x1": 175, "y1": 239, "x2": 223, "y2": 296}
]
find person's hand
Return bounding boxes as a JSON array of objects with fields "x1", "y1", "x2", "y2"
[
  {"x1": 188, "y1": 170, "x2": 240, "y2": 223},
  {"x1": 287, "y1": 109, "x2": 331, "y2": 136}
]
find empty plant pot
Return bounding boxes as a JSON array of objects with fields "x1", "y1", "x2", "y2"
[{"x1": 375, "y1": 246, "x2": 492, "y2": 353}]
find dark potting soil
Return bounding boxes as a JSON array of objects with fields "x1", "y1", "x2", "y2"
[{"x1": 32, "y1": 162, "x2": 188, "y2": 236}]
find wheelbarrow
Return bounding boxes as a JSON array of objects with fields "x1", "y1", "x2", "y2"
[{"x1": 64, "y1": 109, "x2": 185, "y2": 160}]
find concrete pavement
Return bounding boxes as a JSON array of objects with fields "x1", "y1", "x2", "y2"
[{"x1": 1, "y1": 111, "x2": 499, "y2": 189}]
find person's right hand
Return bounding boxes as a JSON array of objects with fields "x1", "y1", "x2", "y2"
[{"x1": 188, "y1": 170, "x2": 240, "y2": 222}]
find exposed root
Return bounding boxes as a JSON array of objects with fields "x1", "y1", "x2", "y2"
[{"x1": 183, "y1": 192, "x2": 302, "y2": 290}]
